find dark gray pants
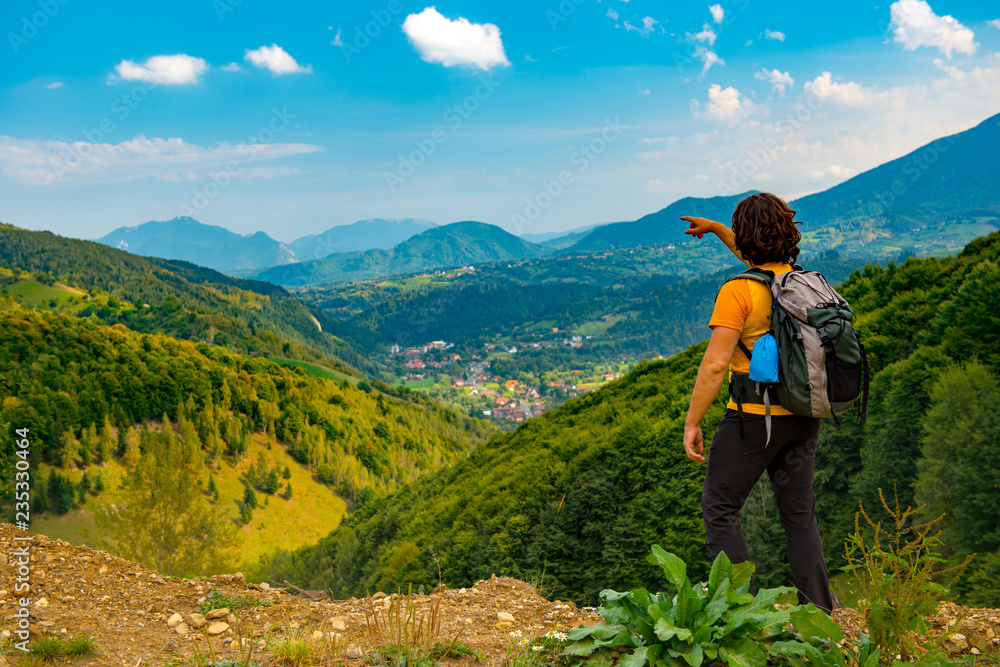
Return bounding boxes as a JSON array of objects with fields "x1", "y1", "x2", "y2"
[{"x1": 701, "y1": 409, "x2": 834, "y2": 613}]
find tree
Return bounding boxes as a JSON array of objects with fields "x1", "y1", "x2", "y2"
[
  {"x1": 243, "y1": 484, "x2": 258, "y2": 510},
  {"x1": 95, "y1": 423, "x2": 241, "y2": 577},
  {"x1": 916, "y1": 361, "x2": 1000, "y2": 555},
  {"x1": 124, "y1": 426, "x2": 141, "y2": 468},
  {"x1": 284, "y1": 481, "x2": 292, "y2": 499},
  {"x1": 32, "y1": 472, "x2": 50, "y2": 513}
]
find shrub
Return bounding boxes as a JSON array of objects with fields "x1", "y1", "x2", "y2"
[
  {"x1": 843, "y1": 490, "x2": 974, "y2": 666},
  {"x1": 565, "y1": 546, "x2": 843, "y2": 667}
]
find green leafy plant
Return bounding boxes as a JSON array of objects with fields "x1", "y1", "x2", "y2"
[
  {"x1": 564, "y1": 545, "x2": 844, "y2": 667},
  {"x1": 843, "y1": 490, "x2": 974, "y2": 666}
]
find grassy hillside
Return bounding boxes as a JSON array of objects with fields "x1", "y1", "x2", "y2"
[
  {"x1": 30, "y1": 431, "x2": 348, "y2": 568},
  {"x1": 0, "y1": 299, "x2": 492, "y2": 574},
  {"x1": 267, "y1": 231, "x2": 1000, "y2": 607},
  {"x1": 0, "y1": 223, "x2": 372, "y2": 374}
]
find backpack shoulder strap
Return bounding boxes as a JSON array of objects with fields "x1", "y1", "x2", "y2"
[{"x1": 725, "y1": 267, "x2": 775, "y2": 287}]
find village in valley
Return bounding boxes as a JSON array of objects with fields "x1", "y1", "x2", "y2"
[{"x1": 387, "y1": 336, "x2": 627, "y2": 427}]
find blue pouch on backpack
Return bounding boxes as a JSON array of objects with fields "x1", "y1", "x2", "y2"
[{"x1": 748, "y1": 333, "x2": 779, "y2": 384}]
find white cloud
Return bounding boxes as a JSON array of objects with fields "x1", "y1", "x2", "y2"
[
  {"x1": 709, "y1": 4, "x2": 724, "y2": 23},
  {"x1": 625, "y1": 16, "x2": 658, "y2": 35},
  {"x1": 889, "y1": 0, "x2": 977, "y2": 58},
  {"x1": 990, "y1": 19, "x2": 1000, "y2": 29},
  {"x1": 332, "y1": 27, "x2": 343, "y2": 46},
  {"x1": 114, "y1": 54, "x2": 208, "y2": 85},
  {"x1": 693, "y1": 45, "x2": 724, "y2": 75},
  {"x1": 0, "y1": 135, "x2": 323, "y2": 186},
  {"x1": 803, "y1": 71, "x2": 869, "y2": 105},
  {"x1": 764, "y1": 29, "x2": 785, "y2": 41},
  {"x1": 623, "y1": 55, "x2": 1000, "y2": 209},
  {"x1": 689, "y1": 23, "x2": 717, "y2": 46},
  {"x1": 244, "y1": 44, "x2": 312, "y2": 75},
  {"x1": 607, "y1": 8, "x2": 619, "y2": 20},
  {"x1": 402, "y1": 7, "x2": 509, "y2": 70},
  {"x1": 933, "y1": 57, "x2": 965, "y2": 79},
  {"x1": 698, "y1": 84, "x2": 754, "y2": 126},
  {"x1": 46, "y1": 82, "x2": 63, "y2": 89},
  {"x1": 221, "y1": 62, "x2": 243, "y2": 72},
  {"x1": 638, "y1": 86, "x2": 651, "y2": 95},
  {"x1": 754, "y1": 68, "x2": 794, "y2": 95}
]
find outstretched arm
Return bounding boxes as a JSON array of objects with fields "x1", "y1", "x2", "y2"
[
  {"x1": 683, "y1": 325, "x2": 741, "y2": 463},
  {"x1": 681, "y1": 216, "x2": 749, "y2": 266}
]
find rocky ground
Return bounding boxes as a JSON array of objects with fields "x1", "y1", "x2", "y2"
[{"x1": 1, "y1": 523, "x2": 998, "y2": 666}]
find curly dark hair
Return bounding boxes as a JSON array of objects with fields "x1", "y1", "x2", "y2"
[{"x1": 731, "y1": 192, "x2": 801, "y2": 266}]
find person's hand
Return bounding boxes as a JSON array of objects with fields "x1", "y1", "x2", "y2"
[
  {"x1": 683, "y1": 424, "x2": 705, "y2": 463},
  {"x1": 681, "y1": 216, "x2": 718, "y2": 240}
]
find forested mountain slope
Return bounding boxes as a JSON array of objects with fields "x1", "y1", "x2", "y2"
[
  {"x1": 267, "y1": 232, "x2": 1000, "y2": 607},
  {"x1": 253, "y1": 221, "x2": 550, "y2": 286},
  {"x1": 0, "y1": 223, "x2": 371, "y2": 373},
  {"x1": 0, "y1": 299, "x2": 491, "y2": 572}
]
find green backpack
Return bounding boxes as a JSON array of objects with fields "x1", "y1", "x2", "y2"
[{"x1": 727, "y1": 266, "x2": 869, "y2": 440}]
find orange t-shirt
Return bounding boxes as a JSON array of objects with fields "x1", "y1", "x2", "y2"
[{"x1": 709, "y1": 262, "x2": 794, "y2": 416}]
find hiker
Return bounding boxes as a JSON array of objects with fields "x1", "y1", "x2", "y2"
[{"x1": 680, "y1": 192, "x2": 835, "y2": 614}]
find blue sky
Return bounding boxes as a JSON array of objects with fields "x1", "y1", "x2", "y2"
[{"x1": 1, "y1": 0, "x2": 998, "y2": 242}]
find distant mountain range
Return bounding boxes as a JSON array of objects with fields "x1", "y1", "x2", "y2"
[
  {"x1": 95, "y1": 111, "x2": 999, "y2": 284},
  {"x1": 95, "y1": 217, "x2": 297, "y2": 275},
  {"x1": 564, "y1": 193, "x2": 754, "y2": 253},
  {"x1": 287, "y1": 218, "x2": 437, "y2": 260},
  {"x1": 253, "y1": 221, "x2": 551, "y2": 286},
  {"x1": 791, "y1": 111, "x2": 1000, "y2": 231},
  {"x1": 95, "y1": 217, "x2": 439, "y2": 275}
]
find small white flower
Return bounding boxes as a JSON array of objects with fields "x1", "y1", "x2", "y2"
[{"x1": 532, "y1": 645, "x2": 544, "y2": 652}]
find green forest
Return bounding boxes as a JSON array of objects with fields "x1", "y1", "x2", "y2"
[
  {"x1": 0, "y1": 294, "x2": 491, "y2": 573},
  {"x1": 264, "y1": 232, "x2": 1000, "y2": 608},
  {"x1": 0, "y1": 223, "x2": 374, "y2": 374}
]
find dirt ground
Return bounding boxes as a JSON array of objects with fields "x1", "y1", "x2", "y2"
[{"x1": 1, "y1": 524, "x2": 997, "y2": 666}]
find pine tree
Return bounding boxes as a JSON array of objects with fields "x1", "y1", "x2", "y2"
[
  {"x1": 284, "y1": 481, "x2": 292, "y2": 499},
  {"x1": 125, "y1": 426, "x2": 141, "y2": 468},
  {"x1": 265, "y1": 468, "x2": 280, "y2": 494},
  {"x1": 99, "y1": 415, "x2": 115, "y2": 463},
  {"x1": 60, "y1": 429, "x2": 79, "y2": 468},
  {"x1": 207, "y1": 475, "x2": 218, "y2": 500},
  {"x1": 243, "y1": 484, "x2": 258, "y2": 510},
  {"x1": 32, "y1": 473, "x2": 50, "y2": 513},
  {"x1": 95, "y1": 424, "x2": 241, "y2": 577},
  {"x1": 282, "y1": 465, "x2": 291, "y2": 480}
]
